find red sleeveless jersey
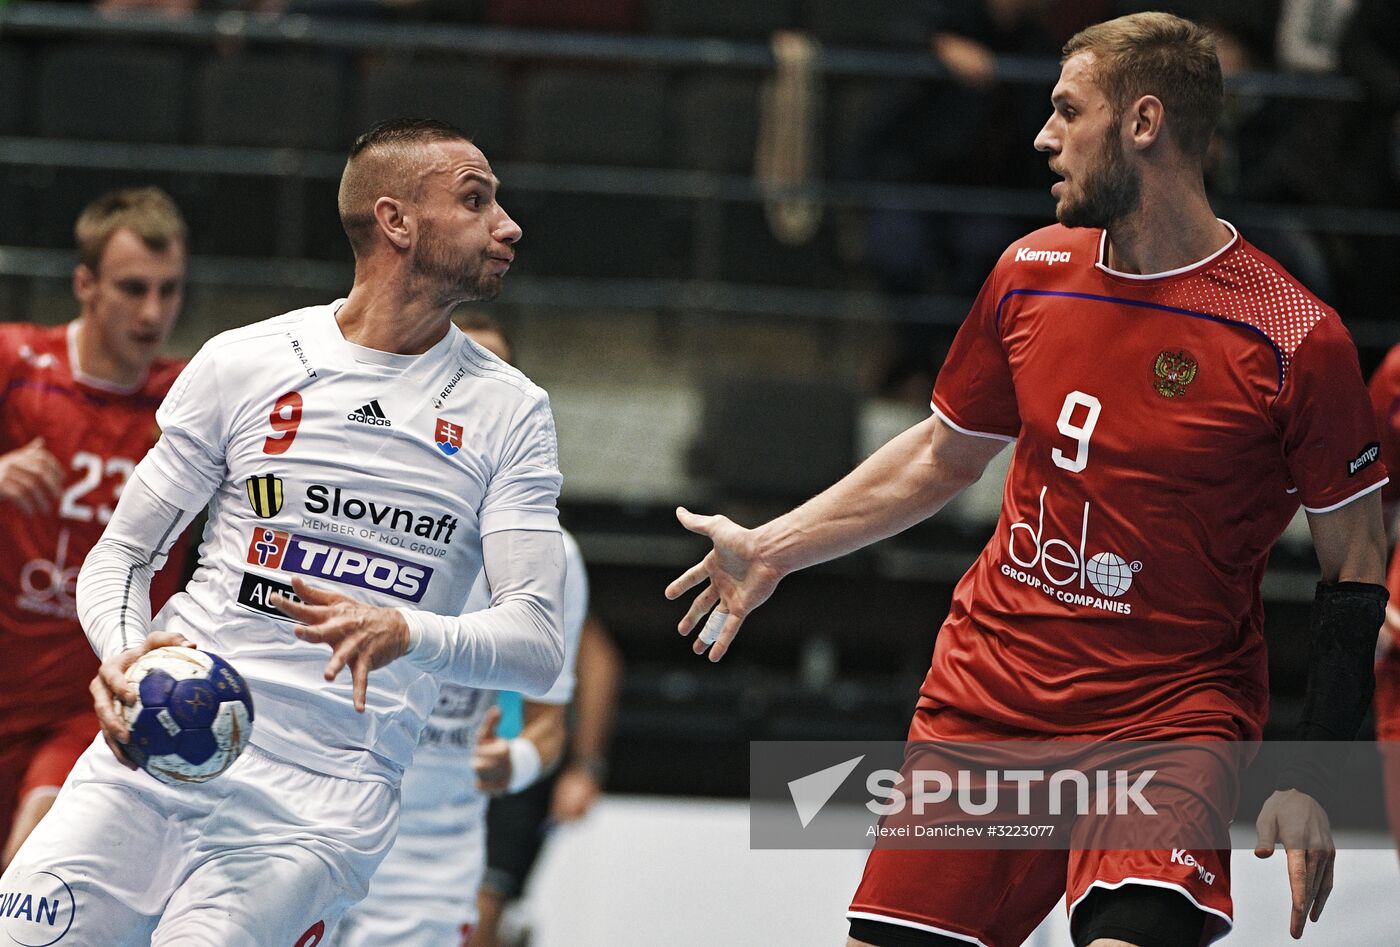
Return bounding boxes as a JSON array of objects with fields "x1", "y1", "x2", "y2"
[
  {"x1": 0, "y1": 322, "x2": 188, "y2": 738},
  {"x1": 926, "y1": 223, "x2": 1387, "y2": 741}
]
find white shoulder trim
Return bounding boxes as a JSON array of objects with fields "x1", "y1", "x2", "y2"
[
  {"x1": 458, "y1": 330, "x2": 546, "y2": 401},
  {"x1": 1301, "y1": 478, "x2": 1387, "y2": 514},
  {"x1": 201, "y1": 306, "x2": 324, "y2": 353},
  {"x1": 931, "y1": 403, "x2": 1017, "y2": 443},
  {"x1": 845, "y1": 912, "x2": 988, "y2": 946},
  {"x1": 1095, "y1": 219, "x2": 1239, "y2": 280}
]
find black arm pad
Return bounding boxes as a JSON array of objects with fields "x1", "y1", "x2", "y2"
[{"x1": 1275, "y1": 581, "x2": 1388, "y2": 803}]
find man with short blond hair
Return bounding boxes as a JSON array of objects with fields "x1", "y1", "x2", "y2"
[{"x1": 0, "y1": 186, "x2": 190, "y2": 872}]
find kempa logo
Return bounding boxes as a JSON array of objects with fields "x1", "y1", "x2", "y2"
[
  {"x1": 1171, "y1": 848, "x2": 1217, "y2": 885},
  {"x1": 1015, "y1": 247, "x2": 1072, "y2": 265},
  {"x1": 348, "y1": 400, "x2": 391, "y2": 427},
  {"x1": 1348, "y1": 442, "x2": 1380, "y2": 476}
]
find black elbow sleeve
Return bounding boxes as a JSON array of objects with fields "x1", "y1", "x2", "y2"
[
  {"x1": 1275, "y1": 581, "x2": 1388, "y2": 802},
  {"x1": 1296, "y1": 581, "x2": 1387, "y2": 741}
]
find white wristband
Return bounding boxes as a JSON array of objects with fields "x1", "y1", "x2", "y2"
[{"x1": 507, "y1": 737, "x2": 543, "y2": 793}]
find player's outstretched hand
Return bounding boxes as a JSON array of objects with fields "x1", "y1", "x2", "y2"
[
  {"x1": 664, "y1": 506, "x2": 782, "y2": 662},
  {"x1": 270, "y1": 577, "x2": 410, "y2": 714},
  {"x1": 91, "y1": 630, "x2": 197, "y2": 770},
  {"x1": 1254, "y1": 788, "x2": 1335, "y2": 939},
  {"x1": 0, "y1": 437, "x2": 64, "y2": 515},
  {"x1": 471, "y1": 705, "x2": 512, "y2": 794}
]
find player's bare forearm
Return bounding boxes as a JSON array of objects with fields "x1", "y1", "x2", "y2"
[
  {"x1": 520, "y1": 701, "x2": 567, "y2": 771},
  {"x1": 571, "y1": 618, "x2": 622, "y2": 763},
  {"x1": 1306, "y1": 490, "x2": 1387, "y2": 585},
  {"x1": 668, "y1": 415, "x2": 1007, "y2": 661},
  {"x1": 756, "y1": 415, "x2": 1007, "y2": 576}
]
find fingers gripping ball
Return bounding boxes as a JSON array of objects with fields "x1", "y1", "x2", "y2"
[{"x1": 120, "y1": 647, "x2": 255, "y2": 785}]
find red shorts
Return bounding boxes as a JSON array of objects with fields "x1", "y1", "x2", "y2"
[
  {"x1": 848, "y1": 705, "x2": 1235, "y2": 947},
  {"x1": 0, "y1": 710, "x2": 100, "y2": 831}
]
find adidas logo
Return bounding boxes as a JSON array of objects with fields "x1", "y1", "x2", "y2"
[{"x1": 347, "y1": 400, "x2": 391, "y2": 427}]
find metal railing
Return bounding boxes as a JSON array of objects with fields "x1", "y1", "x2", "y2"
[
  {"x1": 0, "y1": 2, "x2": 1370, "y2": 99},
  {"x1": 0, "y1": 3, "x2": 1394, "y2": 342}
]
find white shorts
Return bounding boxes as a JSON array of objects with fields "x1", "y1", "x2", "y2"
[
  {"x1": 0, "y1": 736, "x2": 397, "y2": 947},
  {"x1": 331, "y1": 761, "x2": 487, "y2": 947}
]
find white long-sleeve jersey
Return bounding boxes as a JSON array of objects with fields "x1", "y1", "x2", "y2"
[{"x1": 76, "y1": 301, "x2": 565, "y2": 783}]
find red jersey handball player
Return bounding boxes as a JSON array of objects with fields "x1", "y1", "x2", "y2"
[
  {"x1": 667, "y1": 12, "x2": 1389, "y2": 947},
  {"x1": 0, "y1": 188, "x2": 190, "y2": 871}
]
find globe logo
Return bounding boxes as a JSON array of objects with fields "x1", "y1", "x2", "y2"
[{"x1": 1085, "y1": 552, "x2": 1135, "y2": 597}]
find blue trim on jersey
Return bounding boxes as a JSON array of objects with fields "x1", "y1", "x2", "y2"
[{"x1": 995, "y1": 289, "x2": 1286, "y2": 391}]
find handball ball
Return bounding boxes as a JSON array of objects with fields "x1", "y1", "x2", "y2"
[{"x1": 120, "y1": 646, "x2": 255, "y2": 785}]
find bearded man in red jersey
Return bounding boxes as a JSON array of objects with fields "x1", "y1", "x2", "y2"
[{"x1": 670, "y1": 13, "x2": 1388, "y2": 947}]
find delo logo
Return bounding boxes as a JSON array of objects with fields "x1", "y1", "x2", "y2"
[
  {"x1": 0, "y1": 870, "x2": 75, "y2": 946},
  {"x1": 1015, "y1": 247, "x2": 1072, "y2": 266},
  {"x1": 1002, "y1": 486, "x2": 1141, "y2": 615},
  {"x1": 17, "y1": 530, "x2": 79, "y2": 620},
  {"x1": 245, "y1": 528, "x2": 432, "y2": 602},
  {"x1": 1171, "y1": 849, "x2": 1217, "y2": 885}
]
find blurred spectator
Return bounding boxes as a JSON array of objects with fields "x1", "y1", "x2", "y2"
[
  {"x1": 1276, "y1": 0, "x2": 1357, "y2": 73},
  {"x1": 1205, "y1": 13, "x2": 1337, "y2": 298},
  {"x1": 842, "y1": 0, "x2": 1063, "y2": 400},
  {"x1": 1335, "y1": 0, "x2": 1400, "y2": 319}
]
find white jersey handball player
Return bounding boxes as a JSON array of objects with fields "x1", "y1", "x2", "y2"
[
  {"x1": 332, "y1": 529, "x2": 588, "y2": 947},
  {"x1": 0, "y1": 119, "x2": 568, "y2": 947}
]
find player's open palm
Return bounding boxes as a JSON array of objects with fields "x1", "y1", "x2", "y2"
[
  {"x1": 0, "y1": 437, "x2": 64, "y2": 515},
  {"x1": 1254, "y1": 788, "x2": 1335, "y2": 939},
  {"x1": 271, "y1": 577, "x2": 410, "y2": 713},
  {"x1": 665, "y1": 506, "x2": 781, "y2": 662},
  {"x1": 92, "y1": 630, "x2": 196, "y2": 770}
]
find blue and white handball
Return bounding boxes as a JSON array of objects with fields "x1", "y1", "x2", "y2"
[{"x1": 120, "y1": 646, "x2": 255, "y2": 785}]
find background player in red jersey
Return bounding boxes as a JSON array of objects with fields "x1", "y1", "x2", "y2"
[
  {"x1": 1368, "y1": 342, "x2": 1400, "y2": 857},
  {"x1": 0, "y1": 187, "x2": 190, "y2": 870},
  {"x1": 668, "y1": 12, "x2": 1389, "y2": 947}
]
